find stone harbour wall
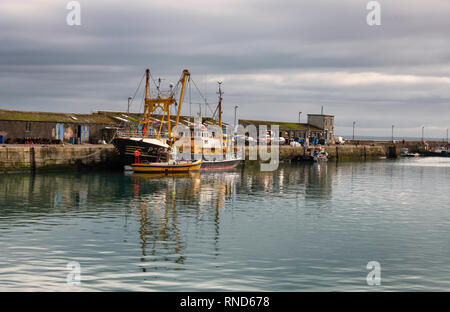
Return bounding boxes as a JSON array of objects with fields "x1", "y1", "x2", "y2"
[
  {"x1": 244, "y1": 144, "x2": 390, "y2": 162},
  {"x1": 0, "y1": 144, "x2": 120, "y2": 172}
]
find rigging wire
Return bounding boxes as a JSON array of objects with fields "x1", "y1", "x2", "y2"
[
  {"x1": 119, "y1": 71, "x2": 145, "y2": 130},
  {"x1": 190, "y1": 78, "x2": 214, "y2": 115},
  {"x1": 189, "y1": 77, "x2": 192, "y2": 121},
  {"x1": 137, "y1": 85, "x2": 146, "y2": 121},
  {"x1": 129, "y1": 71, "x2": 145, "y2": 110},
  {"x1": 148, "y1": 71, "x2": 159, "y2": 96},
  {"x1": 131, "y1": 70, "x2": 218, "y2": 129}
]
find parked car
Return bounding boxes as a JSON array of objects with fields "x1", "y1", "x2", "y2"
[
  {"x1": 235, "y1": 135, "x2": 256, "y2": 146},
  {"x1": 257, "y1": 135, "x2": 285, "y2": 145},
  {"x1": 335, "y1": 136, "x2": 345, "y2": 145},
  {"x1": 272, "y1": 136, "x2": 286, "y2": 145}
]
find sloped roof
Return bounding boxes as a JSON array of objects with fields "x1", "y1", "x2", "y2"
[
  {"x1": 0, "y1": 108, "x2": 229, "y2": 126},
  {"x1": 239, "y1": 119, "x2": 322, "y2": 131},
  {"x1": 97, "y1": 111, "x2": 228, "y2": 126},
  {"x1": 0, "y1": 109, "x2": 117, "y2": 124}
]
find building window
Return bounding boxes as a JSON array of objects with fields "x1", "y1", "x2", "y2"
[{"x1": 25, "y1": 122, "x2": 32, "y2": 132}]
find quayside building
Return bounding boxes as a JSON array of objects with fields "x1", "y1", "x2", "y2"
[{"x1": 239, "y1": 114, "x2": 335, "y2": 145}]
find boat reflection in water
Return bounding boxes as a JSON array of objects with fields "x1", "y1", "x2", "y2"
[
  {"x1": 0, "y1": 162, "x2": 335, "y2": 290},
  {"x1": 129, "y1": 162, "x2": 334, "y2": 270},
  {"x1": 3, "y1": 159, "x2": 450, "y2": 291},
  {"x1": 131, "y1": 170, "x2": 240, "y2": 269}
]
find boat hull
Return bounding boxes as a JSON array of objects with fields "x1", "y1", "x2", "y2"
[
  {"x1": 113, "y1": 137, "x2": 169, "y2": 165},
  {"x1": 200, "y1": 158, "x2": 242, "y2": 170},
  {"x1": 131, "y1": 160, "x2": 202, "y2": 173},
  {"x1": 424, "y1": 151, "x2": 450, "y2": 157}
]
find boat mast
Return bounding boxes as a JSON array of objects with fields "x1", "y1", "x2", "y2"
[
  {"x1": 217, "y1": 81, "x2": 223, "y2": 130},
  {"x1": 138, "y1": 69, "x2": 151, "y2": 137},
  {"x1": 216, "y1": 81, "x2": 227, "y2": 155},
  {"x1": 136, "y1": 68, "x2": 190, "y2": 146}
]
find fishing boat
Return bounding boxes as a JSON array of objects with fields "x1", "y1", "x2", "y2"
[
  {"x1": 113, "y1": 68, "x2": 242, "y2": 170},
  {"x1": 113, "y1": 69, "x2": 190, "y2": 165},
  {"x1": 301, "y1": 147, "x2": 328, "y2": 162},
  {"x1": 314, "y1": 150, "x2": 328, "y2": 161},
  {"x1": 174, "y1": 81, "x2": 242, "y2": 170},
  {"x1": 400, "y1": 148, "x2": 420, "y2": 157},
  {"x1": 198, "y1": 82, "x2": 242, "y2": 170},
  {"x1": 424, "y1": 145, "x2": 450, "y2": 157},
  {"x1": 131, "y1": 159, "x2": 202, "y2": 173}
]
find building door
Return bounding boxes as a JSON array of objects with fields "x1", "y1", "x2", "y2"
[
  {"x1": 80, "y1": 124, "x2": 89, "y2": 143},
  {"x1": 56, "y1": 123, "x2": 64, "y2": 141}
]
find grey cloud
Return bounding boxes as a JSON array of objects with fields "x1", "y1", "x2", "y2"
[{"x1": 0, "y1": 0, "x2": 449, "y2": 137}]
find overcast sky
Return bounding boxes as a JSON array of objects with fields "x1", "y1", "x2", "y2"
[{"x1": 1, "y1": 0, "x2": 449, "y2": 138}]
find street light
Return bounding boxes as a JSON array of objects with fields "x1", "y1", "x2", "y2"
[
  {"x1": 127, "y1": 97, "x2": 132, "y2": 113},
  {"x1": 392, "y1": 125, "x2": 394, "y2": 142},
  {"x1": 234, "y1": 105, "x2": 239, "y2": 132},
  {"x1": 352, "y1": 121, "x2": 356, "y2": 141},
  {"x1": 422, "y1": 126, "x2": 425, "y2": 143},
  {"x1": 446, "y1": 128, "x2": 449, "y2": 144}
]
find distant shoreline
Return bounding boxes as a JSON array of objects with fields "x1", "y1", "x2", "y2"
[{"x1": 339, "y1": 135, "x2": 448, "y2": 142}]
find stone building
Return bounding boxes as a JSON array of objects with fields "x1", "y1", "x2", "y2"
[
  {"x1": 0, "y1": 109, "x2": 118, "y2": 144},
  {"x1": 307, "y1": 114, "x2": 335, "y2": 143}
]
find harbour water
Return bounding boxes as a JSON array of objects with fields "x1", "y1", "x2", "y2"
[{"x1": 0, "y1": 157, "x2": 449, "y2": 291}]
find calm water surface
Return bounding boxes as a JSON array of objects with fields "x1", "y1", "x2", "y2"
[{"x1": 0, "y1": 158, "x2": 449, "y2": 291}]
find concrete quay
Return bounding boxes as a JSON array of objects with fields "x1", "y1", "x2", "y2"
[{"x1": 0, "y1": 144, "x2": 120, "y2": 172}]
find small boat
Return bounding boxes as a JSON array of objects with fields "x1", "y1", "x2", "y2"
[
  {"x1": 131, "y1": 160, "x2": 202, "y2": 173},
  {"x1": 425, "y1": 146, "x2": 450, "y2": 157},
  {"x1": 201, "y1": 158, "x2": 242, "y2": 170},
  {"x1": 400, "y1": 148, "x2": 420, "y2": 157},
  {"x1": 303, "y1": 147, "x2": 328, "y2": 162},
  {"x1": 291, "y1": 146, "x2": 328, "y2": 162},
  {"x1": 314, "y1": 150, "x2": 328, "y2": 162},
  {"x1": 132, "y1": 171, "x2": 201, "y2": 179}
]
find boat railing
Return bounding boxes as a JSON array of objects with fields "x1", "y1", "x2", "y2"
[{"x1": 116, "y1": 130, "x2": 169, "y2": 140}]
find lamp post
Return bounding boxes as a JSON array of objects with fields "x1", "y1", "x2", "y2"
[
  {"x1": 352, "y1": 121, "x2": 356, "y2": 141},
  {"x1": 234, "y1": 105, "x2": 239, "y2": 132},
  {"x1": 127, "y1": 97, "x2": 132, "y2": 113},
  {"x1": 421, "y1": 126, "x2": 425, "y2": 143},
  {"x1": 392, "y1": 125, "x2": 394, "y2": 142}
]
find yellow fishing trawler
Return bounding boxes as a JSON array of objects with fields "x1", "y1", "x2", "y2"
[
  {"x1": 114, "y1": 67, "x2": 241, "y2": 173},
  {"x1": 113, "y1": 68, "x2": 190, "y2": 165}
]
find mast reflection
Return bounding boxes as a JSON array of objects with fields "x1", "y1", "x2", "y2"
[{"x1": 132, "y1": 171, "x2": 238, "y2": 268}]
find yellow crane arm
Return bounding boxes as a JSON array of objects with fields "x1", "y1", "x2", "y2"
[{"x1": 175, "y1": 70, "x2": 190, "y2": 128}]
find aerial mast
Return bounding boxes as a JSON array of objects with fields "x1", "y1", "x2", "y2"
[
  {"x1": 141, "y1": 69, "x2": 151, "y2": 136},
  {"x1": 217, "y1": 81, "x2": 223, "y2": 130}
]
